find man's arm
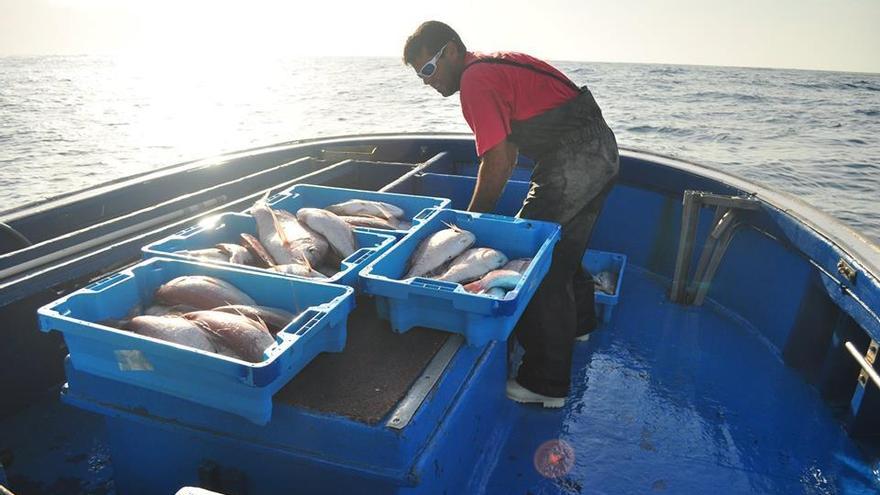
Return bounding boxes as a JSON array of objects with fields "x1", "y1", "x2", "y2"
[{"x1": 467, "y1": 139, "x2": 518, "y2": 213}]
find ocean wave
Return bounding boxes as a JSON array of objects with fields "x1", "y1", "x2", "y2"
[{"x1": 2, "y1": 56, "x2": 878, "y2": 241}]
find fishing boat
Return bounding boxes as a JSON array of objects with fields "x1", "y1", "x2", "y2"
[{"x1": 1, "y1": 133, "x2": 878, "y2": 494}]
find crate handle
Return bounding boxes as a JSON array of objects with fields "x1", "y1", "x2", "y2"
[
  {"x1": 173, "y1": 225, "x2": 201, "y2": 237},
  {"x1": 86, "y1": 272, "x2": 129, "y2": 292},
  {"x1": 411, "y1": 277, "x2": 459, "y2": 292},
  {"x1": 414, "y1": 208, "x2": 437, "y2": 220},
  {"x1": 284, "y1": 309, "x2": 325, "y2": 338},
  {"x1": 267, "y1": 192, "x2": 288, "y2": 204},
  {"x1": 345, "y1": 247, "x2": 374, "y2": 266}
]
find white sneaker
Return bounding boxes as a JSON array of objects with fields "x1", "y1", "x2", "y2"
[
  {"x1": 574, "y1": 332, "x2": 591, "y2": 342},
  {"x1": 505, "y1": 379, "x2": 565, "y2": 408}
]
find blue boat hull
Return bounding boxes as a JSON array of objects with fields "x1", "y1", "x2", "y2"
[{"x1": 1, "y1": 133, "x2": 879, "y2": 494}]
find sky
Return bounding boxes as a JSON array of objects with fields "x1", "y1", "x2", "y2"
[{"x1": 0, "y1": 0, "x2": 878, "y2": 73}]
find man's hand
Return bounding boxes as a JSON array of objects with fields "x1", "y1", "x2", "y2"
[{"x1": 467, "y1": 139, "x2": 518, "y2": 213}]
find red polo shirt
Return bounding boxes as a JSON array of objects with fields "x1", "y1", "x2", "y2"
[{"x1": 459, "y1": 51, "x2": 579, "y2": 157}]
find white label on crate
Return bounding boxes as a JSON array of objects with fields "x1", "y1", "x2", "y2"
[{"x1": 114, "y1": 350, "x2": 154, "y2": 371}]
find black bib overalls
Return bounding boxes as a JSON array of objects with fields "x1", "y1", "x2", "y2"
[{"x1": 465, "y1": 59, "x2": 620, "y2": 397}]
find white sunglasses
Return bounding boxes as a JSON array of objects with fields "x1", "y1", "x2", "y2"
[{"x1": 417, "y1": 43, "x2": 449, "y2": 79}]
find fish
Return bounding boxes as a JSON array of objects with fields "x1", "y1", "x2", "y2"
[
  {"x1": 143, "y1": 304, "x2": 199, "y2": 317},
  {"x1": 434, "y1": 247, "x2": 508, "y2": 283},
  {"x1": 502, "y1": 258, "x2": 532, "y2": 274},
  {"x1": 404, "y1": 225, "x2": 476, "y2": 279},
  {"x1": 295, "y1": 208, "x2": 356, "y2": 259},
  {"x1": 338, "y1": 215, "x2": 399, "y2": 230},
  {"x1": 173, "y1": 243, "x2": 254, "y2": 265},
  {"x1": 326, "y1": 199, "x2": 404, "y2": 220},
  {"x1": 464, "y1": 269, "x2": 523, "y2": 293},
  {"x1": 273, "y1": 261, "x2": 328, "y2": 279},
  {"x1": 184, "y1": 310, "x2": 275, "y2": 363},
  {"x1": 251, "y1": 197, "x2": 328, "y2": 266},
  {"x1": 126, "y1": 315, "x2": 217, "y2": 353},
  {"x1": 240, "y1": 233, "x2": 275, "y2": 268},
  {"x1": 315, "y1": 263, "x2": 341, "y2": 278},
  {"x1": 593, "y1": 271, "x2": 617, "y2": 295},
  {"x1": 485, "y1": 287, "x2": 508, "y2": 298},
  {"x1": 211, "y1": 305, "x2": 296, "y2": 335},
  {"x1": 154, "y1": 276, "x2": 256, "y2": 310},
  {"x1": 216, "y1": 243, "x2": 255, "y2": 265},
  {"x1": 173, "y1": 247, "x2": 229, "y2": 262}
]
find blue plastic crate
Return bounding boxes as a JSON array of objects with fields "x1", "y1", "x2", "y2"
[
  {"x1": 386, "y1": 173, "x2": 530, "y2": 217},
  {"x1": 359, "y1": 209, "x2": 561, "y2": 347},
  {"x1": 142, "y1": 212, "x2": 396, "y2": 289},
  {"x1": 583, "y1": 249, "x2": 627, "y2": 323},
  {"x1": 37, "y1": 257, "x2": 355, "y2": 425},
  {"x1": 253, "y1": 184, "x2": 451, "y2": 236}
]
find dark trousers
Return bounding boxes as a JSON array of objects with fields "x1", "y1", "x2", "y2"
[{"x1": 514, "y1": 130, "x2": 618, "y2": 398}]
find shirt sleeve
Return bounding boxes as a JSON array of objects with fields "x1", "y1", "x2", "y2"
[{"x1": 459, "y1": 69, "x2": 512, "y2": 157}]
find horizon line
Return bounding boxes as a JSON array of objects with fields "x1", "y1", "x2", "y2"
[{"x1": 0, "y1": 52, "x2": 877, "y2": 76}]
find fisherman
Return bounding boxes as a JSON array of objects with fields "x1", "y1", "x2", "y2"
[{"x1": 403, "y1": 21, "x2": 619, "y2": 408}]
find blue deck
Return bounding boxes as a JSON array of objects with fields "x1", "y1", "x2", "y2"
[
  {"x1": 484, "y1": 265, "x2": 879, "y2": 494},
  {"x1": 4, "y1": 262, "x2": 878, "y2": 494}
]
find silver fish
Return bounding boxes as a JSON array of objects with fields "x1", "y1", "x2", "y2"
[
  {"x1": 173, "y1": 247, "x2": 229, "y2": 262},
  {"x1": 154, "y1": 276, "x2": 256, "y2": 309},
  {"x1": 326, "y1": 199, "x2": 404, "y2": 220},
  {"x1": 211, "y1": 305, "x2": 296, "y2": 335},
  {"x1": 273, "y1": 262, "x2": 328, "y2": 279},
  {"x1": 405, "y1": 225, "x2": 476, "y2": 279},
  {"x1": 296, "y1": 208, "x2": 356, "y2": 259},
  {"x1": 339, "y1": 215, "x2": 399, "y2": 230},
  {"x1": 126, "y1": 315, "x2": 217, "y2": 353},
  {"x1": 143, "y1": 304, "x2": 199, "y2": 317},
  {"x1": 315, "y1": 263, "x2": 341, "y2": 278},
  {"x1": 593, "y1": 271, "x2": 617, "y2": 295},
  {"x1": 464, "y1": 269, "x2": 522, "y2": 293},
  {"x1": 251, "y1": 198, "x2": 328, "y2": 266},
  {"x1": 435, "y1": 247, "x2": 508, "y2": 283},
  {"x1": 184, "y1": 310, "x2": 275, "y2": 363},
  {"x1": 216, "y1": 243, "x2": 255, "y2": 265},
  {"x1": 502, "y1": 258, "x2": 532, "y2": 274}
]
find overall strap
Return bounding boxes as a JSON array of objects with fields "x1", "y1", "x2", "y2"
[{"x1": 463, "y1": 58, "x2": 581, "y2": 93}]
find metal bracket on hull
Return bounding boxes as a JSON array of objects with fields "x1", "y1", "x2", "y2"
[
  {"x1": 846, "y1": 340, "x2": 880, "y2": 390},
  {"x1": 670, "y1": 190, "x2": 761, "y2": 305},
  {"x1": 845, "y1": 339, "x2": 880, "y2": 438}
]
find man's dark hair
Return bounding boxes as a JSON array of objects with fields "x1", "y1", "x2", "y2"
[{"x1": 403, "y1": 21, "x2": 466, "y2": 67}]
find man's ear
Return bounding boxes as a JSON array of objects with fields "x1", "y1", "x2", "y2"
[{"x1": 446, "y1": 42, "x2": 460, "y2": 59}]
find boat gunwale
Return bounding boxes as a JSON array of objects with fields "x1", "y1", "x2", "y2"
[{"x1": 4, "y1": 131, "x2": 878, "y2": 293}]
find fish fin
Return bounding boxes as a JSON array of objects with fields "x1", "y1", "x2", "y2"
[
  {"x1": 375, "y1": 203, "x2": 393, "y2": 220},
  {"x1": 442, "y1": 221, "x2": 463, "y2": 233},
  {"x1": 253, "y1": 190, "x2": 272, "y2": 211},
  {"x1": 268, "y1": 207, "x2": 291, "y2": 247},
  {"x1": 223, "y1": 303, "x2": 248, "y2": 318},
  {"x1": 300, "y1": 253, "x2": 315, "y2": 274}
]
